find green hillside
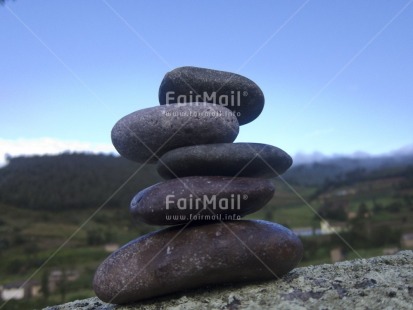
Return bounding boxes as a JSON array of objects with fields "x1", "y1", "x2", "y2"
[
  {"x1": 0, "y1": 153, "x2": 161, "y2": 210},
  {"x1": 0, "y1": 153, "x2": 412, "y2": 309}
]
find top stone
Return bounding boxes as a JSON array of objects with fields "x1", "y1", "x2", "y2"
[{"x1": 158, "y1": 66, "x2": 265, "y2": 125}]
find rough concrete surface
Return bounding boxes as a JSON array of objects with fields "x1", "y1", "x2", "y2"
[{"x1": 45, "y1": 250, "x2": 413, "y2": 310}]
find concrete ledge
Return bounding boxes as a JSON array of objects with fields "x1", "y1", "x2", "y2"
[{"x1": 45, "y1": 250, "x2": 413, "y2": 310}]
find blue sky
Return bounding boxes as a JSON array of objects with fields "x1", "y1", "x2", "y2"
[{"x1": 1, "y1": 0, "x2": 412, "y2": 165}]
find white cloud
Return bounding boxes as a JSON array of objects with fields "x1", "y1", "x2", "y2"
[{"x1": 0, "y1": 137, "x2": 116, "y2": 167}]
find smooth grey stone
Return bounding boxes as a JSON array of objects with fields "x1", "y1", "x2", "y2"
[
  {"x1": 111, "y1": 103, "x2": 239, "y2": 163},
  {"x1": 157, "y1": 143, "x2": 292, "y2": 179},
  {"x1": 130, "y1": 176, "x2": 275, "y2": 225},
  {"x1": 93, "y1": 220, "x2": 303, "y2": 304},
  {"x1": 158, "y1": 66, "x2": 264, "y2": 125}
]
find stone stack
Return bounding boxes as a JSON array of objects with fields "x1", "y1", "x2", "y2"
[{"x1": 93, "y1": 67, "x2": 303, "y2": 305}]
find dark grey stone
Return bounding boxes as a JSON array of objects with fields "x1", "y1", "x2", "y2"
[
  {"x1": 93, "y1": 220, "x2": 303, "y2": 304},
  {"x1": 130, "y1": 176, "x2": 275, "y2": 225},
  {"x1": 111, "y1": 103, "x2": 239, "y2": 163},
  {"x1": 157, "y1": 143, "x2": 292, "y2": 179},
  {"x1": 158, "y1": 66, "x2": 265, "y2": 125}
]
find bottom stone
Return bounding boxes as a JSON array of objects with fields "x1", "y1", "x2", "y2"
[{"x1": 93, "y1": 220, "x2": 303, "y2": 304}]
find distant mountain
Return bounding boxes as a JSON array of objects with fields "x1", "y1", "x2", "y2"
[
  {"x1": 388, "y1": 143, "x2": 413, "y2": 157},
  {"x1": 285, "y1": 153, "x2": 413, "y2": 186},
  {"x1": 292, "y1": 144, "x2": 413, "y2": 165},
  {"x1": 291, "y1": 152, "x2": 328, "y2": 165}
]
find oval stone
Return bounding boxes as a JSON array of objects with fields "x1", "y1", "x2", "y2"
[
  {"x1": 111, "y1": 103, "x2": 239, "y2": 163},
  {"x1": 130, "y1": 176, "x2": 275, "y2": 225},
  {"x1": 158, "y1": 66, "x2": 265, "y2": 125},
  {"x1": 157, "y1": 143, "x2": 293, "y2": 179},
  {"x1": 93, "y1": 220, "x2": 303, "y2": 304}
]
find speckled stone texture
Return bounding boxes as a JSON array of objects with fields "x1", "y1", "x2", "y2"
[
  {"x1": 130, "y1": 176, "x2": 275, "y2": 225},
  {"x1": 158, "y1": 66, "x2": 265, "y2": 125},
  {"x1": 92, "y1": 220, "x2": 303, "y2": 304},
  {"x1": 45, "y1": 250, "x2": 413, "y2": 310},
  {"x1": 111, "y1": 103, "x2": 239, "y2": 163},
  {"x1": 157, "y1": 143, "x2": 293, "y2": 179}
]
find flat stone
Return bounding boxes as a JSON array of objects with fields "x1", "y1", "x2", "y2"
[
  {"x1": 111, "y1": 103, "x2": 239, "y2": 163},
  {"x1": 158, "y1": 66, "x2": 265, "y2": 125},
  {"x1": 130, "y1": 176, "x2": 275, "y2": 225},
  {"x1": 93, "y1": 220, "x2": 303, "y2": 304},
  {"x1": 157, "y1": 143, "x2": 292, "y2": 179}
]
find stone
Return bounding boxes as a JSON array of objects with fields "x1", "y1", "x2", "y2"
[
  {"x1": 93, "y1": 220, "x2": 303, "y2": 304},
  {"x1": 158, "y1": 66, "x2": 265, "y2": 125},
  {"x1": 157, "y1": 143, "x2": 293, "y2": 179},
  {"x1": 111, "y1": 103, "x2": 239, "y2": 163},
  {"x1": 130, "y1": 176, "x2": 275, "y2": 225},
  {"x1": 47, "y1": 251, "x2": 413, "y2": 310}
]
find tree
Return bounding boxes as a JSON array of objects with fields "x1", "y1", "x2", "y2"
[
  {"x1": 357, "y1": 203, "x2": 369, "y2": 218},
  {"x1": 41, "y1": 269, "x2": 50, "y2": 301},
  {"x1": 86, "y1": 228, "x2": 106, "y2": 246},
  {"x1": 317, "y1": 202, "x2": 347, "y2": 221},
  {"x1": 0, "y1": 238, "x2": 10, "y2": 255},
  {"x1": 59, "y1": 269, "x2": 67, "y2": 302}
]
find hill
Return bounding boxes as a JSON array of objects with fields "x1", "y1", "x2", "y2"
[
  {"x1": 0, "y1": 152, "x2": 412, "y2": 309},
  {"x1": 1, "y1": 152, "x2": 412, "y2": 211},
  {"x1": 0, "y1": 153, "x2": 161, "y2": 210},
  {"x1": 284, "y1": 154, "x2": 413, "y2": 186}
]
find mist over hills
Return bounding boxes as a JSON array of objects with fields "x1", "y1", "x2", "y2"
[
  {"x1": 285, "y1": 154, "x2": 413, "y2": 186},
  {"x1": 287, "y1": 144, "x2": 413, "y2": 186},
  {"x1": 287, "y1": 148, "x2": 413, "y2": 186},
  {"x1": 293, "y1": 143, "x2": 413, "y2": 164}
]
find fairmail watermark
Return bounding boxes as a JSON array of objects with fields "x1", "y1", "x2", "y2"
[
  {"x1": 164, "y1": 90, "x2": 248, "y2": 107},
  {"x1": 165, "y1": 194, "x2": 248, "y2": 211},
  {"x1": 163, "y1": 109, "x2": 240, "y2": 118},
  {"x1": 165, "y1": 213, "x2": 242, "y2": 221}
]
